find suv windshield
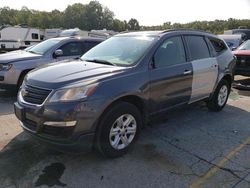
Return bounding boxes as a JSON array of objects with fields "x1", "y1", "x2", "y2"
[
  {"x1": 238, "y1": 40, "x2": 250, "y2": 50},
  {"x1": 81, "y1": 36, "x2": 156, "y2": 66},
  {"x1": 27, "y1": 39, "x2": 61, "y2": 55}
]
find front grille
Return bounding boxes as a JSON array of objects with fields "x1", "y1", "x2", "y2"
[
  {"x1": 236, "y1": 55, "x2": 250, "y2": 68},
  {"x1": 22, "y1": 85, "x2": 52, "y2": 105}
]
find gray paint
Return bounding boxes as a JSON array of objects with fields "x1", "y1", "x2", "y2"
[{"x1": 189, "y1": 57, "x2": 218, "y2": 103}]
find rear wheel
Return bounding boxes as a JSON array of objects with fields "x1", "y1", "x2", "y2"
[
  {"x1": 207, "y1": 79, "x2": 230, "y2": 111},
  {"x1": 95, "y1": 102, "x2": 142, "y2": 158}
]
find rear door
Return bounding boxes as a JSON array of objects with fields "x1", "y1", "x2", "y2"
[
  {"x1": 184, "y1": 35, "x2": 218, "y2": 103},
  {"x1": 149, "y1": 36, "x2": 193, "y2": 113}
]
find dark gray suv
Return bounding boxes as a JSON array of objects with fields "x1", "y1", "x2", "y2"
[{"x1": 14, "y1": 30, "x2": 236, "y2": 157}]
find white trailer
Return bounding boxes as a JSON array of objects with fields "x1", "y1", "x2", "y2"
[
  {"x1": 44, "y1": 29, "x2": 62, "y2": 39},
  {"x1": 0, "y1": 25, "x2": 44, "y2": 51}
]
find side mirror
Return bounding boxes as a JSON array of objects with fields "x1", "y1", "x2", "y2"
[{"x1": 53, "y1": 49, "x2": 63, "y2": 58}]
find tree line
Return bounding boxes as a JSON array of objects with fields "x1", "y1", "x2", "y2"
[
  {"x1": 0, "y1": 1, "x2": 140, "y2": 32},
  {"x1": 142, "y1": 19, "x2": 250, "y2": 34},
  {"x1": 0, "y1": 0, "x2": 249, "y2": 34}
]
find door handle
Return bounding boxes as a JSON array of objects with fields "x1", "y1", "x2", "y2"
[{"x1": 183, "y1": 70, "x2": 192, "y2": 75}]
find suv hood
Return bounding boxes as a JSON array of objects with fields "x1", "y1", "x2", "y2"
[
  {"x1": 26, "y1": 60, "x2": 127, "y2": 89},
  {"x1": 0, "y1": 50, "x2": 42, "y2": 64}
]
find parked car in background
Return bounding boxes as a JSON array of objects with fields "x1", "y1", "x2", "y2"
[
  {"x1": 233, "y1": 39, "x2": 250, "y2": 76},
  {"x1": 14, "y1": 29, "x2": 235, "y2": 157},
  {"x1": 0, "y1": 37, "x2": 104, "y2": 90},
  {"x1": 218, "y1": 34, "x2": 243, "y2": 50},
  {"x1": 224, "y1": 28, "x2": 250, "y2": 40}
]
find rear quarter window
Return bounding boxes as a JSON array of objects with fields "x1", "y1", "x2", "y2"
[{"x1": 209, "y1": 38, "x2": 227, "y2": 55}]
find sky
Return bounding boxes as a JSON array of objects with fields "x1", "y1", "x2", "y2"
[{"x1": 0, "y1": 0, "x2": 250, "y2": 26}]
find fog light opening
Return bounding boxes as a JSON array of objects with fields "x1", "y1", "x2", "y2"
[{"x1": 44, "y1": 121, "x2": 77, "y2": 127}]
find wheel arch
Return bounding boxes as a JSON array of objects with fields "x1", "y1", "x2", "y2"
[
  {"x1": 94, "y1": 94, "x2": 147, "y2": 135},
  {"x1": 17, "y1": 69, "x2": 33, "y2": 86}
]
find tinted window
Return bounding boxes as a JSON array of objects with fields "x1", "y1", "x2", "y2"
[
  {"x1": 154, "y1": 36, "x2": 186, "y2": 67},
  {"x1": 209, "y1": 38, "x2": 227, "y2": 53},
  {"x1": 32, "y1": 33, "x2": 39, "y2": 39},
  {"x1": 186, "y1": 36, "x2": 210, "y2": 60},
  {"x1": 59, "y1": 42, "x2": 84, "y2": 56},
  {"x1": 84, "y1": 41, "x2": 100, "y2": 52}
]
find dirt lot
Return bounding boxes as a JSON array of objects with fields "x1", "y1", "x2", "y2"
[{"x1": 0, "y1": 77, "x2": 250, "y2": 188}]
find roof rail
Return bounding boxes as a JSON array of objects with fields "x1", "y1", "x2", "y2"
[{"x1": 162, "y1": 28, "x2": 212, "y2": 34}]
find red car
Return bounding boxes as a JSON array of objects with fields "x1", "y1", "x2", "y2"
[{"x1": 233, "y1": 40, "x2": 250, "y2": 76}]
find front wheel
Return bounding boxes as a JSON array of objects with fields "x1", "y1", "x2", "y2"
[
  {"x1": 207, "y1": 79, "x2": 230, "y2": 111},
  {"x1": 95, "y1": 102, "x2": 142, "y2": 158}
]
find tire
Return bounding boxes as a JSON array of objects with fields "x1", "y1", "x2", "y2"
[
  {"x1": 207, "y1": 79, "x2": 230, "y2": 111},
  {"x1": 95, "y1": 102, "x2": 142, "y2": 158}
]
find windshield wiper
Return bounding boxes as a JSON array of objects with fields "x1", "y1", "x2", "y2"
[{"x1": 84, "y1": 59, "x2": 116, "y2": 66}]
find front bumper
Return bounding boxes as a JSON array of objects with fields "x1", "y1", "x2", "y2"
[
  {"x1": 14, "y1": 98, "x2": 105, "y2": 151},
  {"x1": 0, "y1": 69, "x2": 19, "y2": 87}
]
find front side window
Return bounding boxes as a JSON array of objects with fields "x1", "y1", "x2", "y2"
[
  {"x1": 81, "y1": 36, "x2": 156, "y2": 66},
  {"x1": 185, "y1": 36, "x2": 210, "y2": 61},
  {"x1": 154, "y1": 36, "x2": 186, "y2": 68},
  {"x1": 58, "y1": 42, "x2": 84, "y2": 56}
]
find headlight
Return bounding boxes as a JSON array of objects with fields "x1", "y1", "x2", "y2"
[
  {"x1": 0, "y1": 64, "x2": 12, "y2": 71},
  {"x1": 49, "y1": 83, "x2": 98, "y2": 102}
]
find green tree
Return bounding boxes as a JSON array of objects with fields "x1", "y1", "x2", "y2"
[
  {"x1": 84, "y1": 1, "x2": 103, "y2": 30},
  {"x1": 101, "y1": 7, "x2": 114, "y2": 30},
  {"x1": 63, "y1": 3, "x2": 86, "y2": 29},
  {"x1": 0, "y1": 7, "x2": 17, "y2": 25},
  {"x1": 113, "y1": 19, "x2": 126, "y2": 32},
  {"x1": 128, "y1": 18, "x2": 140, "y2": 30}
]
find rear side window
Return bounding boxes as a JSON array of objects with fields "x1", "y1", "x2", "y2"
[
  {"x1": 84, "y1": 41, "x2": 100, "y2": 52},
  {"x1": 185, "y1": 36, "x2": 210, "y2": 61},
  {"x1": 209, "y1": 38, "x2": 227, "y2": 54},
  {"x1": 154, "y1": 36, "x2": 186, "y2": 67}
]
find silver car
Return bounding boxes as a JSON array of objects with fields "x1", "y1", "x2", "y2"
[{"x1": 0, "y1": 37, "x2": 104, "y2": 90}]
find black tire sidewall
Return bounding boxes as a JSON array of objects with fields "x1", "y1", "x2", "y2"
[
  {"x1": 96, "y1": 102, "x2": 142, "y2": 157},
  {"x1": 208, "y1": 79, "x2": 230, "y2": 111}
]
